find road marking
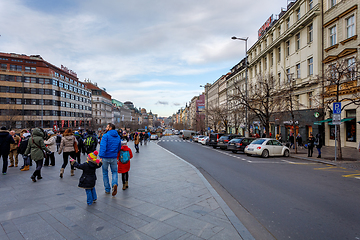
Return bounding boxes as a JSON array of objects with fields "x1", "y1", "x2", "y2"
[
  {"x1": 342, "y1": 173, "x2": 360, "y2": 179},
  {"x1": 282, "y1": 160, "x2": 319, "y2": 165}
]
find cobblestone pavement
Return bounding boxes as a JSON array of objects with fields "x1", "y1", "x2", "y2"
[{"x1": 0, "y1": 142, "x2": 253, "y2": 240}]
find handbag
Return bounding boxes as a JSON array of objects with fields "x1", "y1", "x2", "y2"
[
  {"x1": 74, "y1": 137, "x2": 79, "y2": 153},
  {"x1": 32, "y1": 137, "x2": 47, "y2": 159}
]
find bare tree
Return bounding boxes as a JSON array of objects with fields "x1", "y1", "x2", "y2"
[
  {"x1": 206, "y1": 105, "x2": 229, "y2": 133},
  {"x1": 231, "y1": 73, "x2": 284, "y2": 137},
  {"x1": 322, "y1": 58, "x2": 360, "y2": 160}
]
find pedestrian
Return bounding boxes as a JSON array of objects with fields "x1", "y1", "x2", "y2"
[
  {"x1": 315, "y1": 133, "x2": 322, "y2": 158},
  {"x1": 134, "y1": 132, "x2": 140, "y2": 153},
  {"x1": 0, "y1": 126, "x2": 15, "y2": 175},
  {"x1": 117, "y1": 141, "x2": 133, "y2": 190},
  {"x1": 70, "y1": 151, "x2": 102, "y2": 205},
  {"x1": 19, "y1": 132, "x2": 31, "y2": 171},
  {"x1": 58, "y1": 128, "x2": 78, "y2": 178},
  {"x1": 139, "y1": 132, "x2": 144, "y2": 145},
  {"x1": 275, "y1": 133, "x2": 280, "y2": 140},
  {"x1": 84, "y1": 130, "x2": 98, "y2": 154},
  {"x1": 147, "y1": 132, "x2": 151, "y2": 143},
  {"x1": 278, "y1": 133, "x2": 283, "y2": 143},
  {"x1": 56, "y1": 132, "x2": 62, "y2": 152},
  {"x1": 262, "y1": 132, "x2": 266, "y2": 138},
  {"x1": 74, "y1": 131, "x2": 84, "y2": 163},
  {"x1": 24, "y1": 128, "x2": 51, "y2": 182},
  {"x1": 44, "y1": 131, "x2": 56, "y2": 166},
  {"x1": 99, "y1": 123, "x2": 121, "y2": 196},
  {"x1": 289, "y1": 133, "x2": 295, "y2": 149},
  {"x1": 307, "y1": 133, "x2": 315, "y2": 157},
  {"x1": 8, "y1": 131, "x2": 21, "y2": 168},
  {"x1": 296, "y1": 133, "x2": 303, "y2": 147}
]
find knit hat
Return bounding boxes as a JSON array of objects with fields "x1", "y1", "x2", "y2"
[{"x1": 88, "y1": 150, "x2": 101, "y2": 164}]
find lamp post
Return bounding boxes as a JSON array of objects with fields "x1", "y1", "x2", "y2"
[
  {"x1": 231, "y1": 36, "x2": 249, "y2": 137},
  {"x1": 200, "y1": 84, "x2": 209, "y2": 135}
]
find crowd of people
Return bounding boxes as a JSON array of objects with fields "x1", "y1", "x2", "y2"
[{"x1": 0, "y1": 124, "x2": 154, "y2": 205}]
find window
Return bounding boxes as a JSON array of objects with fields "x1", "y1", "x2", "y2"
[
  {"x1": 286, "y1": 68, "x2": 291, "y2": 82},
  {"x1": 278, "y1": 73, "x2": 281, "y2": 84},
  {"x1": 295, "y1": 95, "x2": 300, "y2": 110},
  {"x1": 278, "y1": 26, "x2": 281, "y2": 37},
  {"x1": 296, "y1": 8, "x2": 301, "y2": 21},
  {"x1": 308, "y1": 24, "x2": 313, "y2": 43},
  {"x1": 346, "y1": 110, "x2": 356, "y2": 142},
  {"x1": 347, "y1": 58, "x2": 356, "y2": 80},
  {"x1": 346, "y1": 15, "x2": 355, "y2": 39},
  {"x1": 10, "y1": 65, "x2": 22, "y2": 71},
  {"x1": 270, "y1": 33, "x2": 274, "y2": 42},
  {"x1": 1, "y1": 64, "x2": 7, "y2": 70},
  {"x1": 296, "y1": 64, "x2": 301, "y2": 78},
  {"x1": 308, "y1": 57, "x2": 313, "y2": 76},
  {"x1": 308, "y1": 92, "x2": 313, "y2": 108},
  {"x1": 286, "y1": 41, "x2": 290, "y2": 56},
  {"x1": 286, "y1": 18, "x2": 290, "y2": 29},
  {"x1": 278, "y1": 47, "x2": 281, "y2": 62},
  {"x1": 264, "y1": 57, "x2": 267, "y2": 70},
  {"x1": 296, "y1": 33, "x2": 300, "y2": 50},
  {"x1": 330, "y1": 0, "x2": 336, "y2": 8},
  {"x1": 270, "y1": 52, "x2": 274, "y2": 66},
  {"x1": 309, "y1": 0, "x2": 313, "y2": 9},
  {"x1": 329, "y1": 26, "x2": 337, "y2": 46}
]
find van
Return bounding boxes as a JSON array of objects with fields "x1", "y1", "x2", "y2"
[
  {"x1": 180, "y1": 130, "x2": 196, "y2": 140},
  {"x1": 209, "y1": 133, "x2": 225, "y2": 148}
]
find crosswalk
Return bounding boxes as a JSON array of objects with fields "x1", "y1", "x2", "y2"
[{"x1": 153, "y1": 139, "x2": 192, "y2": 143}]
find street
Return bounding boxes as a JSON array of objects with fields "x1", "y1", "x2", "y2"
[{"x1": 156, "y1": 135, "x2": 360, "y2": 240}]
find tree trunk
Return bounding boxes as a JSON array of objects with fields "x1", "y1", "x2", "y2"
[{"x1": 337, "y1": 125, "x2": 343, "y2": 160}]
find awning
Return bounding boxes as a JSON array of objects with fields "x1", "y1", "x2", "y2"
[{"x1": 314, "y1": 118, "x2": 332, "y2": 125}]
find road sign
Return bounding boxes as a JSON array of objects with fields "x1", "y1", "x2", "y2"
[
  {"x1": 333, "y1": 102, "x2": 341, "y2": 114},
  {"x1": 332, "y1": 113, "x2": 341, "y2": 125}
]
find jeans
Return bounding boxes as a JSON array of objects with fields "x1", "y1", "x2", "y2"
[
  {"x1": 102, "y1": 158, "x2": 118, "y2": 193},
  {"x1": 85, "y1": 188, "x2": 97, "y2": 205},
  {"x1": 23, "y1": 155, "x2": 30, "y2": 166},
  {"x1": 317, "y1": 147, "x2": 321, "y2": 156}
]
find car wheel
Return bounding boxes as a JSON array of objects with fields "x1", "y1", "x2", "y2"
[
  {"x1": 246, "y1": 153, "x2": 251, "y2": 156},
  {"x1": 213, "y1": 146, "x2": 217, "y2": 149},
  {"x1": 232, "y1": 150, "x2": 238, "y2": 153},
  {"x1": 261, "y1": 149, "x2": 269, "y2": 158},
  {"x1": 284, "y1": 149, "x2": 290, "y2": 157}
]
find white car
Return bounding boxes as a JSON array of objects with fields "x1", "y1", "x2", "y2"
[
  {"x1": 244, "y1": 138, "x2": 290, "y2": 158},
  {"x1": 150, "y1": 134, "x2": 159, "y2": 140},
  {"x1": 199, "y1": 136, "x2": 209, "y2": 145}
]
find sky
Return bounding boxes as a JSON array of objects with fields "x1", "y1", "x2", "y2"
[{"x1": 0, "y1": 0, "x2": 288, "y2": 117}]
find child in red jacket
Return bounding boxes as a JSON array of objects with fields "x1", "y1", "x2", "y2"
[{"x1": 117, "y1": 141, "x2": 133, "y2": 190}]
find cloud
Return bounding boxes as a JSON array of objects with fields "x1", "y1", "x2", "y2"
[{"x1": 156, "y1": 101, "x2": 169, "y2": 105}]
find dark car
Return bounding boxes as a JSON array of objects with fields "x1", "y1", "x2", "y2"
[
  {"x1": 227, "y1": 137, "x2": 257, "y2": 153},
  {"x1": 217, "y1": 134, "x2": 242, "y2": 150},
  {"x1": 209, "y1": 133, "x2": 225, "y2": 148}
]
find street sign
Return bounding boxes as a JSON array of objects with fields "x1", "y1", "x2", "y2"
[
  {"x1": 332, "y1": 113, "x2": 341, "y2": 125},
  {"x1": 333, "y1": 102, "x2": 341, "y2": 114}
]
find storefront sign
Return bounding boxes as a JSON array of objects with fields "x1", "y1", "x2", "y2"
[{"x1": 283, "y1": 120, "x2": 299, "y2": 125}]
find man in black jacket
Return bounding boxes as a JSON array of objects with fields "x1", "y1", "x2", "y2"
[{"x1": 0, "y1": 126, "x2": 15, "y2": 175}]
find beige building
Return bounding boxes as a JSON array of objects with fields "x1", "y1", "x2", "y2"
[
  {"x1": 322, "y1": 0, "x2": 359, "y2": 147},
  {"x1": 246, "y1": 0, "x2": 323, "y2": 138}
]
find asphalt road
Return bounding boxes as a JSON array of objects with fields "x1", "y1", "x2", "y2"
[{"x1": 156, "y1": 135, "x2": 360, "y2": 240}]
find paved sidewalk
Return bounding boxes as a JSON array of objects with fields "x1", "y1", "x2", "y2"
[
  {"x1": 0, "y1": 142, "x2": 253, "y2": 240},
  {"x1": 290, "y1": 145, "x2": 360, "y2": 170}
]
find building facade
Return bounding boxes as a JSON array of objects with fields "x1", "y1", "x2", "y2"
[{"x1": 0, "y1": 52, "x2": 92, "y2": 130}]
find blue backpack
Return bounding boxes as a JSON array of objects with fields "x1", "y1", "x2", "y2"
[{"x1": 120, "y1": 151, "x2": 130, "y2": 164}]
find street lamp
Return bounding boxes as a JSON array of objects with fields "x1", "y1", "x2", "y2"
[
  {"x1": 200, "y1": 84, "x2": 209, "y2": 135},
  {"x1": 232, "y1": 36, "x2": 249, "y2": 137}
]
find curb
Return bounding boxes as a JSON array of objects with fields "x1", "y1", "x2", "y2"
[
  {"x1": 156, "y1": 143, "x2": 255, "y2": 240},
  {"x1": 290, "y1": 154, "x2": 338, "y2": 166}
]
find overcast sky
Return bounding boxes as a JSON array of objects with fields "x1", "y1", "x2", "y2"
[{"x1": 1, "y1": 0, "x2": 288, "y2": 117}]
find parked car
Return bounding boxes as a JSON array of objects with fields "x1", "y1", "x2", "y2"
[
  {"x1": 227, "y1": 137, "x2": 257, "y2": 153},
  {"x1": 180, "y1": 130, "x2": 196, "y2": 140},
  {"x1": 244, "y1": 138, "x2": 290, "y2": 158},
  {"x1": 194, "y1": 135, "x2": 205, "y2": 143},
  {"x1": 209, "y1": 133, "x2": 225, "y2": 148},
  {"x1": 150, "y1": 134, "x2": 159, "y2": 140},
  {"x1": 198, "y1": 136, "x2": 208, "y2": 145},
  {"x1": 217, "y1": 134, "x2": 242, "y2": 150}
]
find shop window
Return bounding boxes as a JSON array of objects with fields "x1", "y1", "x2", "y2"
[
  {"x1": 329, "y1": 125, "x2": 335, "y2": 140},
  {"x1": 345, "y1": 110, "x2": 356, "y2": 142}
]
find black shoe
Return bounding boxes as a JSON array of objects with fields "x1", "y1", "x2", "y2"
[
  {"x1": 31, "y1": 175, "x2": 36, "y2": 182},
  {"x1": 317, "y1": 155, "x2": 321, "y2": 158},
  {"x1": 37, "y1": 176, "x2": 42, "y2": 180}
]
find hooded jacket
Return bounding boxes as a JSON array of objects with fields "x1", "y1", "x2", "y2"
[
  {"x1": 99, "y1": 129, "x2": 121, "y2": 158},
  {"x1": 24, "y1": 128, "x2": 50, "y2": 161},
  {"x1": 58, "y1": 134, "x2": 78, "y2": 154},
  {"x1": 44, "y1": 135, "x2": 57, "y2": 153},
  {"x1": 0, "y1": 130, "x2": 15, "y2": 155},
  {"x1": 117, "y1": 145, "x2": 133, "y2": 174}
]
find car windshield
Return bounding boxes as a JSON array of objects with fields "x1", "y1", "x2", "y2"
[
  {"x1": 219, "y1": 136, "x2": 228, "y2": 140},
  {"x1": 198, "y1": 135, "x2": 205, "y2": 138},
  {"x1": 229, "y1": 139, "x2": 241, "y2": 143},
  {"x1": 251, "y1": 139, "x2": 266, "y2": 145}
]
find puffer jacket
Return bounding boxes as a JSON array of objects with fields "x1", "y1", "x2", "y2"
[
  {"x1": 10, "y1": 135, "x2": 20, "y2": 151},
  {"x1": 44, "y1": 135, "x2": 57, "y2": 153},
  {"x1": 24, "y1": 128, "x2": 50, "y2": 161},
  {"x1": 99, "y1": 129, "x2": 121, "y2": 158},
  {"x1": 58, "y1": 135, "x2": 78, "y2": 154},
  {"x1": 0, "y1": 130, "x2": 15, "y2": 155},
  {"x1": 72, "y1": 161, "x2": 102, "y2": 189}
]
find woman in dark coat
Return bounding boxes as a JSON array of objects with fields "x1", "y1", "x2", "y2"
[
  {"x1": 70, "y1": 150, "x2": 102, "y2": 205},
  {"x1": 0, "y1": 126, "x2": 15, "y2": 175},
  {"x1": 315, "y1": 133, "x2": 323, "y2": 158},
  {"x1": 307, "y1": 133, "x2": 315, "y2": 157}
]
